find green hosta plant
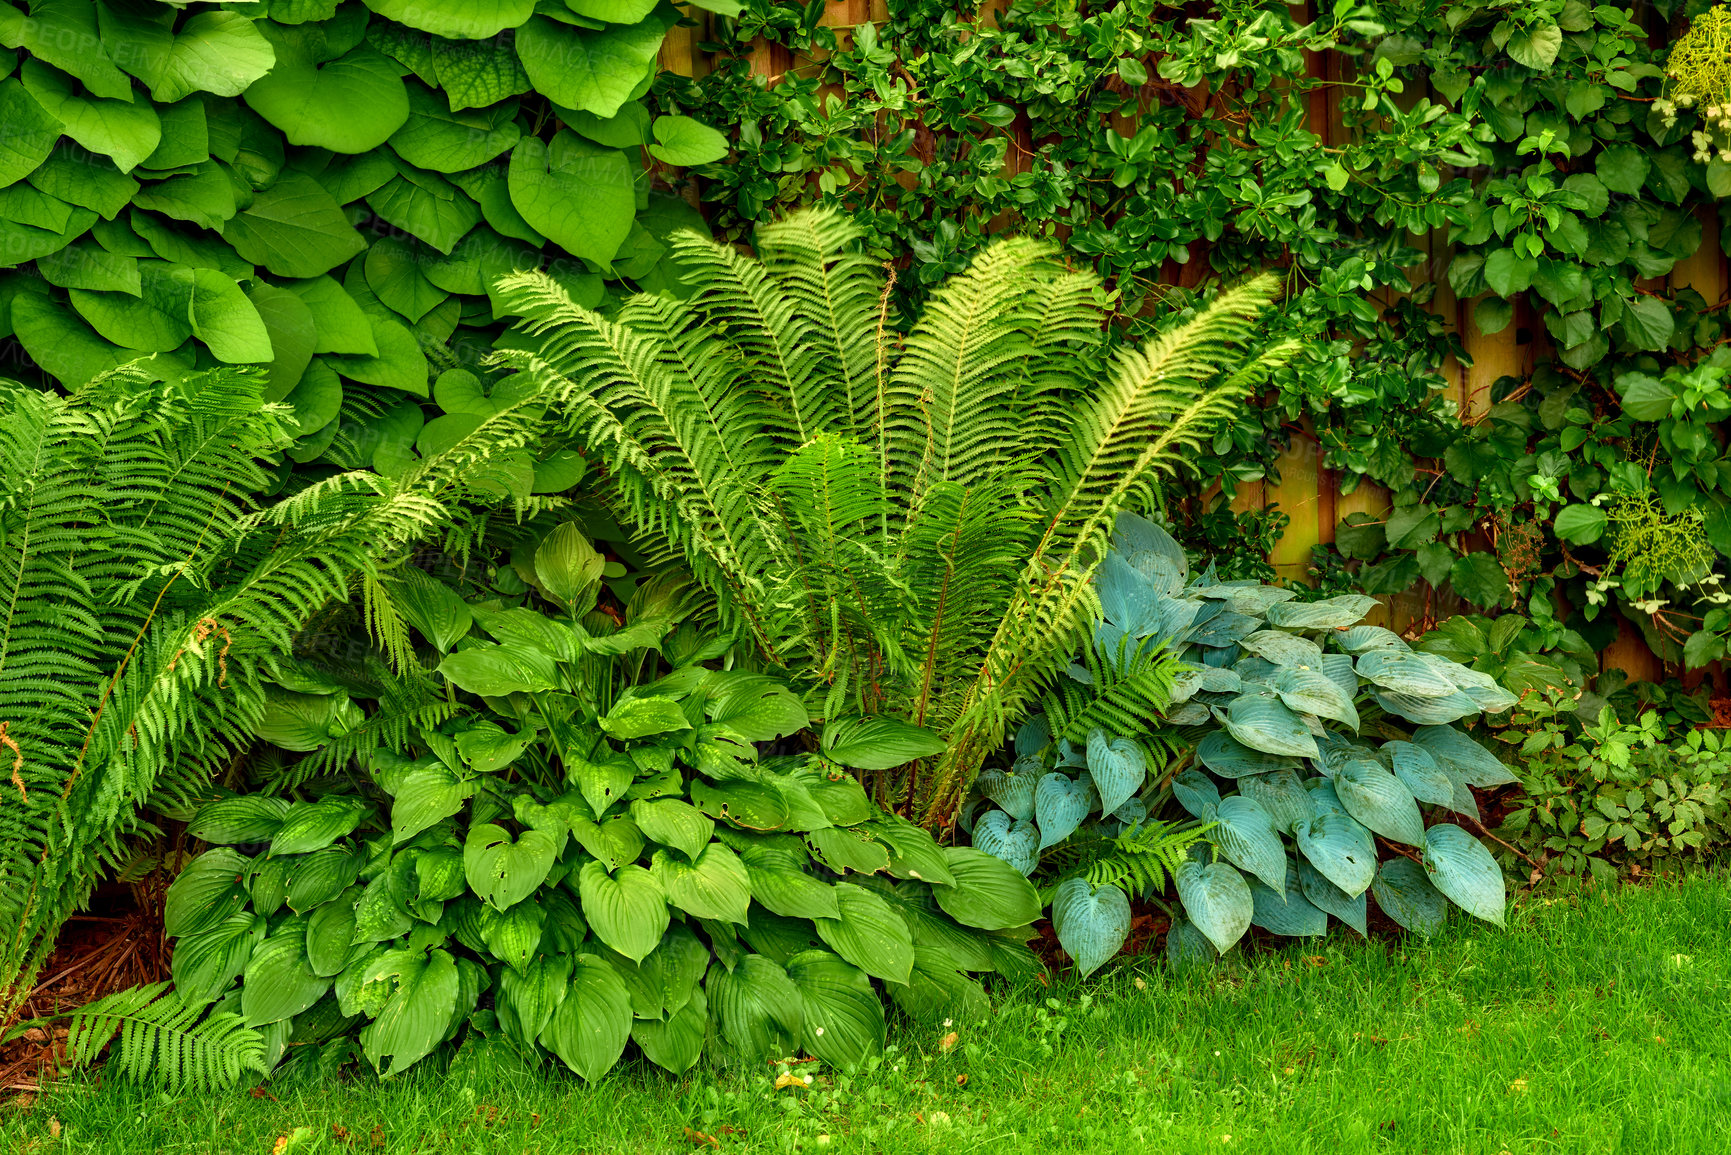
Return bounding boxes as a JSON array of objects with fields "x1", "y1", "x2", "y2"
[
  {"x1": 145, "y1": 521, "x2": 1040, "y2": 1087},
  {"x1": 492, "y1": 207, "x2": 1294, "y2": 829},
  {"x1": 973, "y1": 513, "x2": 1520, "y2": 974}
]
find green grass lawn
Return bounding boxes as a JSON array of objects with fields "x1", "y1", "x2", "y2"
[{"x1": 6, "y1": 872, "x2": 1728, "y2": 1155}]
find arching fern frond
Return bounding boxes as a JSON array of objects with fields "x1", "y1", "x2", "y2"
[
  {"x1": 52, "y1": 981, "x2": 266, "y2": 1092},
  {"x1": 1039, "y1": 819, "x2": 1212, "y2": 902}
]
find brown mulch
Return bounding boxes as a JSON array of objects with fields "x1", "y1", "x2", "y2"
[{"x1": 0, "y1": 883, "x2": 169, "y2": 1100}]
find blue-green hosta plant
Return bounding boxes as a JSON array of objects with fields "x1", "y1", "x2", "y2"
[
  {"x1": 971, "y1": 514, "x2": 1520, "y2": 975},
  {"x1": 137, "y1": 521, "x2": 1040, "y2": 1087}
]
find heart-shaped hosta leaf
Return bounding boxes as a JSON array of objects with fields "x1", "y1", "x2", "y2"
[
  {"x1": 1332, "y1": 760, "x2": 1427, "y2": 846},
  {"x1": 1248, "y1": 867, "x2": 1328, "y2": 937},
  {"x1": 498, "y1": 955, "x2": 571, "y2": 1044},
  {"x1": 1319, "y1": 653, "x2": 1358, "y2": 701},
  {"x1": 1294, "y1": 811, "x2": 1376, "y2": 897},
  {"x1": 1413, "y1": 726, "x2": 1518, "y2": 787},
  {"x1": 708, "y1": 954, "x2": 804, "y2": 1062},
  {"x1": 1311, "y1": 730, "x2": 1374, "y2": 776},
  {"x1": 1164, "y1": 915, "x2": 1218, "y2": 969},
  {"x1": 1306, "y1": 777, "x2": 1348, "y2": 817},
  {"x1": 651, "y1": 845, "x2": 752, "y2": 924},
  {"x1": 1219, "y1": 693, "x2": 1320, "y2": 759},
  {"x1": 1086, "y1": 730, "x2": 1146, "y2": 816},
  {"x1": 1170, "y1": 664, "x2": 1244, "y2": 703},
  {"x1": 1187, "y1": 609, "x2": 1261, "y2": 648},
  {"x1": 391, "y1": 764, "x2": 473, "y2": 846},
  {"x1": 814, "y1": 884, "x2": 915, "y2": 985},
  {"x1": 1239, "y1": 629, "x2": 1325, "y2": 667},
  {"x1": 1196, "y1": 730, "x2": 1302, "y2": 778},
  {"x1": 1175, "y1": 858, "x2": 1253, "y2": 953},
  {"x1": 1271, "y1": 665, "x2": 1360, "y2": 730},
  {"x1": 971, "y1": 810, "x2": 1041, "y2": 876},
  {"x1": 975, "y1": 763, "x2": 1039, "y2": 821},
  {"x1": 1423, "y1": 824, "x2": 1505, "y2": 926},
  {"x1": 1014, "y1": 715, "x2": 1050, "y2": 758},
  {"x1": 1233, "y1": 655, "x2": 1280, "y2": 685},
  {"x1": 242, "y1": 925, "x2": 330, "y2": 1026},
  {"x1": 1172, "y1": 770, "x2": 1221, "y2": 819},
  {"x1": 1336, "y1": 625, "x2": 1409, "y2": 653},
  {"x1": 1377, "y1": 742, "x2": 1446, "y2": 806},
  {"x1": 933, "y1": 848, "x2": 1042, "y2": 930},
  {"x1": 1209, "y1": 796, "x2": 1287, "y2": 893},
  {"x1": 305, "y1": 894, "x2": 358, "y2": 978},
  {"x1": 187, "y1": 797, "x2": 290, "y2": 845},
  {"x1": 173, "y1": 912, "x2": 263, "y2": 1005},
  {"x1": 1297, "y1": 857, "x2": 1367, "y2": 936},
  {"x1": 361, "y1": 948, "x2": 460, "y2": 1077},
  {"x1": 787, "y1": 950, "x2": 886, "y2": 1071},
  {"x1": 1373, "y1": 689, "x2": 1481, "y2": 725},
  {"x1": 1370, "y1": 858, "x2": 1450, "y2": 937},
  {"x1": 286, "y1": 847, "x2": 364, "y2": 913},
  {"x1": 541, "y1": 954, "x2": 632, "y2": 1081},
  {"x1": 633, "y1": 988, "x2": 708, "y2": 1074},
  {"x1": 479, "y1": 901, "x2": 544, "y2": 975},
  {"x1": 1111, "y1": 796, "x2": 1147, "y2": 825},
  {"x1": 1355, "y1": 650, "x2": 1459, "y2": 697},
  {"x1": 1051, "y1": 879, "x2": 1131, "y2": 977},
  {"x1": 629, "y1": 798, "x2": 714, "y2": 860},
  {"x1": 1113, "y1": 510, "x2": 1188, "y2": 586},
  {"x1": 1263, "y1": 594, "x2": 1379, "y2": 630},
  {"x1": 1034, "y1": 773, "x2": 1092, "y2": 849},
  {"x1": 578, "y1": 862, "x2": 668, "y2": 963},
  {"x1": 887, "y1": 947, "x2": 990, "y2": 1026},
  {"x1": 464, "y1": 823, "x2": 558, "y2": 911},
  {"x1": 1236, "y1": 769, "x2": 1313, "y2": 834},
  {"x1": 271, "y1": 798, "x2": 369, "y2": 856}
]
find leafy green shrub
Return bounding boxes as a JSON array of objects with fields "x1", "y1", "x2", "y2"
[
  {"x1": 147, "y1": 519, "x2": 1039, "y2": 1085},
  {"x1": 970, "y1": 514, "x2": 1519, "y2": 974},
  {"x1": 0, "y1": 0, "x2": 722, "y2": 473},
  {"x1": 0, "y1": 362, "x2": 539, "y2": 1022},
  {"x1": 1496, "y1": 694, "x2": 1731, "y2": 885},
  {"x1": 492, "y1": 206, "x2": 1293, "y2": 828}
]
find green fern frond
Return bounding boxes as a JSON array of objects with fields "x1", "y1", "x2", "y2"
[
  {"x1": 1040, "y1": 638, "x2": 1182, "y2": 746},
  {"x1": 1040, "y1": 819, "x2": 1211, "y2": 902},
  {"x1": 55, "y1": 982, "x2": 266, "y2": 1092}
]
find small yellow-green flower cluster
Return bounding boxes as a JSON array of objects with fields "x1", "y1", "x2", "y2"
[{"x1": 1664, "y1": 5, "x2": 1731, "y2": 162}]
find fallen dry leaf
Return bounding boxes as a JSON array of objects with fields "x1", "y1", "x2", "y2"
[
  {"x1": 939, "y1": 1032, "x2": 959, "y2": 1052},
  {"x1": 956, "y1": 1073, "x2": 968, "y2": 1086},
  {"x1": 683, "y1": 1126, "x2": 721, "y2": 1147},
  {"x1": 1508, "y1": 1078, "x2": 1528, "y2": 1093},
  {"x1": 774, "y1": 1073, "x2": 806, "y2": 1090},
  {"x1": 46, "y1": 1117, "x2": 58, "y2": 1139}
]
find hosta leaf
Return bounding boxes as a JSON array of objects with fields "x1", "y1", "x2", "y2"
[
  {"x1": 479, "y1": 901, "x2": 545, "y2": 974},
  {"x1": 932, "y1": 847, "x2": 1041, "y2": 930},
  {"x1": 1386, "y1": 741, "x2": 1454, "y2": 808},
  {"x1": 389, "y1": 765, "x2": 472, "y2": 845},
  {"x1": 1164, "y1": 915, "x2": 1218, "y2": 969},
  {"x1": 600, "y1": 695, "x2": 692, "y2": 740},
  {"x1": 1196, "y1": 730, "x2": 1302, "y2": 778},
  {"x1": 1413, "y1": 726, "x2": 1518, "y2": 787},
  {"x1": 360, "y1": 948, "x2": 458, "y2": 1076},
  {"x1": 464, "y1": 823, "x2": 558, "y2": 911},
  {"x1": 650, "y1": 845, "x2": 751, "y2": 925},
  {"x1": 1034, "y1": 773, "x2": 1093, "y2": 849},
  {"x1": 786, "y1": 950, "x2": 885, "y2": 1070},
  {"x1": 1356, "y1": 650, "x2": 1459, "y2": 697},
  {"x1": 1236, "y1": 769, "x2": 1313, "y2": 834},
  {"x1": 1051, "y1": 879, "x2": 1131, "y2": 977},
  {"x1": 1086, "y1": 730, "x2": 1146, "y2": 815},
  {"x1": 1422, "y1": 824, "x2": 1505, "y2": 926},
  {"x1": 577, "y1": 861, "x2": 667, "y2": 964},
  {"x1": 286, "y1": 847, "x2": 364, "y2": 913},
  {"x1": 887, "y1": 947, "x2": 989, "y2": 1025},
  {"x1": 1370, "y1": 858, "x2": 1450, "y2": 937},
  {"x1": 1440, "y1": 766, "x2": 1482, "y2": 822},
  {"x1": 741, "y1": 845, "x2": 839, "y2": 921},
  {"x1": 1373, "y1": 689, "x2": 1481, "y2": 725},
  {"x1": 1172, "y1": 769, "x2": 1221, "y2": 819},
  {"x1": 1239, "y1": 630, "x2": 1324, "y2": 667},
  {"x1": 1297, "y1": 857, "x2": 1367, "y2": 936},
  {"x1": 1335, "y1": 626, "x2": 1408, "y2": 654},
  {"x1": 1333, "y1": 760, "x2": 1426, "y2": 846},
  {"x1": 305, "y1": 894, "x2": 358, "y2": 978},
  {"x1": 498, "y1": 954, "x2": 570, "y2": 1044},
  {"x1": 1219, "y1": 693, "x2": 1320, "y2": 759},
  {"x1": 1248, "y1": 866, "x2": 1329, "y2": 937},
  {"x1": 1186, "y1": 609, "x2": 1261, "y2": 648},
  {"x1": 632, "y1": 989, "x2": 708, "y2": 1073},
  {"x1": 270, "y1": 798, "x2": 368, "y2": 856},
  {"x1": 188, "y1": 797, "x2": 289, "y2": 845},
  {"x1": 242, "y1": 925, "x2": 330, "y2": 1026},
  {"x1": 1271, "y1": 665, "x2": 1359, "y2": 730},
  {"x1": 1263, "y1": 595, "x2": 1379, "y2": 630},
  {"x1": 1294, "y1": 811, "x2": 1375, "y2": 897},
  {"x1": 708, "y1": 954, "x2": 803, "y2": 1061},
  {"x1": 1209, "y1": 796, "x2": 1287, "y2": 893},
  {"x1": 820, "y1": 715, "x2": 946, "y2": 770},
  {"x1": 173, "y1": 912, "x2": 263, "y2": 1005},
  {"x1": 814, "y1": 884, "x2": 915, "y2": 985},
  {"x1": 541, "y1": 955, "x2": 631, "y2": 1081},
  {"x1": 629, "y1": 799, "x2": 714, "y2": 860},
  {"x1": 706, "y1": 676, "x2": 808, "y2": 743},
  {"x1": 1175, "y1": 858, "x2": 1253, "y2": 953},
  {"x1": 971, "y1": 811, "x2": 1040, "y2": 876},
  {"x1": 975, "y1": 762, "x2": 1039, "y2": 821}
]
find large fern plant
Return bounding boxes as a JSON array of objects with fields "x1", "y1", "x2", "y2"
[
  {"x1": 0, "y1": 364, "x2": 556, "y2": 1024},
  {"x1": 493, "y1": 209, "x2": 1294, "y2": 828}
]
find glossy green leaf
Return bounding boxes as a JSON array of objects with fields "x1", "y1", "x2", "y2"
[{"x1": 541, "y1": 954, "x2": 631, "y2": 1081}]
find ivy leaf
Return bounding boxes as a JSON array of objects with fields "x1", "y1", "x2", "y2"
[
  {"x1": 1553, "y1": 503, "x2": 1607, "y2": 545},
  {"x1": 1505, "y1": 21, "x2": 1561, "y2": 70}
]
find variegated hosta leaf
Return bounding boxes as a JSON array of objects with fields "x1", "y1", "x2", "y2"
[
  {"x1": 1334, "y1": 625, "x2": 1410, "y2": 654},
  {"x1": 1239, "y1": 629, "x2": 1324, "y2": 668},
  {"x1": 1271, "y1": 665, "x2": 1359, "y2": 730},
  {"x1": 1208, "y1": 796, "x2": 1287, "y2": 894},
  {"x1": 1412, "y1": 726, "x2": 1519, "y2": 787},
  {"x1": 1217, "y1": 693, "x2": 1319, "y2": 759},
  {"x1": 1372, "y1": 689, "x2": 1480, "y2": 726},
  {"x1": 1385, "y1": 740, "x2": 1454, "y2": 808},
  {"x1": 1297, "y1": 857, "x2": 1367, "y2": 936},
  {"x1": 1236, "y1": 768, "x2": 1313, "y2": 834},
  {"x1": 1086, "y1": 731, "x2": 1146, "y2": 816},
  {"x1": 1294, "y1": 810, "x2": 1376, "y2": 897},
  {"x1": 1370, "y1": 858, "x2": 1449, "y2": 938},
  {"x1": 1172, "y1": 769, "x2": 1221, "y2": 818},
  {"x1": 1196, "y1": 730, "x2": 1302, "y2": 778},
  {"x1": 1332, "y1": 759, "x2": 1426, "y2": 846},
  {"x1": 1249, "y1": 865, "x2": 1328, "y2": 937},
  {"x1": 1422, "y1": 824, "x2": 1505, "y2": 926},
  {"x1": 971, "y1": 811, "x2": 1040, "y2": 876},
  {"x1": 1263, "y1": 594, "x2": 1380, "y2": 630},
  {"x1": 1175, "y1": 858, "x2": 1253, "y2": 953},
  {"x1": 1355, "y1": 649, "x2": 1459, "y2": 697}
]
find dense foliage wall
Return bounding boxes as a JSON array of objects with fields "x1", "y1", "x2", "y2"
[
  {"x1": 654, "y1": 0, "x2": 1731, "y2": 678},
  {"x1": 0, "y1": 0, "x2": 730, "y2": 484}
]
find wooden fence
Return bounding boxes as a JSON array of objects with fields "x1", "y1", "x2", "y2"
[{"x1": 657, "y1": 3, "x2": 1731, "y2": 683}]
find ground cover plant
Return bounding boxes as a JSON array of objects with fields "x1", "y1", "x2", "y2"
[
  {"x1": 5, "y1": 871, "x2": 1727, "y2": 1154},
  {"x1": 492, "y1": 206, "x2": 1294, "y2": 828},
  {"x1": 969, "y1": 514, "x2": 1518, "y2": 974}
]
